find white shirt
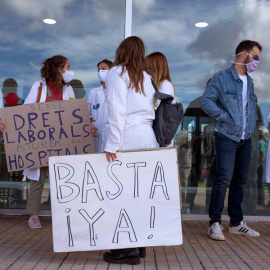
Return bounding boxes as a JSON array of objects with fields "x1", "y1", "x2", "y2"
[
  {"x1": 24, "y1": 79, "x2": 75, "y2": 104},
  {"x1": 157, "y1": 80, "x2": 175, "y2": 107},
  {"x1": 239, "y1": 75, "x2": 248, "y2": 139},
  {"x1": 104, "y1": 66, "x2": 158, "y2": 153},
  {"x1": 0, "y1": 90, "x2": 3, "y2": 119},
  {"x1": 267, "y1": 106, "x2": 270, "y2": 124},
  {"x1": 87, "y1": 85, "x2": 109, "y2": 152}
]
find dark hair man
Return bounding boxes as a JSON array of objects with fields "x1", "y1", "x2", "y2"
[{"x1": 200, "y1": 40, "x2": 262, "y2": 241}]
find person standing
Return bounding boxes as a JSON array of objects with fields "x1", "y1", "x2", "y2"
[
  {"x1": 103, "y1": 36, "x2": 158, "y2": 265},
  {"x1": 146, "y1": 52, "x2": 176, "y2": 147},
  {"x1": 178, "y1": 143, "x2": 191, "y2": 206},
  {"x1": 87, "y1": 59, "x2": 113, "y2": 152},
  {"x1": 23, "y1": 55, "x2": 75, "y2": 229},
  {"x1": 265, "y1": 106, "x2": 270, "y2": 206},
  {"x1": 0, "y1": 89, "x2": 4, "y2": 125},
  {"x1": 200, "y1": 40, "x2": 262, "y2": 240},
  {"x1": 146, "y1": 52, "x2": 175, "y2": 104}
]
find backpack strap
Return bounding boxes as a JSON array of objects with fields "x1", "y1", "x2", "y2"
[
  {"x1": 158, "y1": 101, "x2": 165, "y2": 146},
  {"x1": 47, "y1": 85, "x2": 53, "y2": 98},
  {"x1": 151, "y1": 78, "x2": 158, "y2": 92},
  {"x1": 155, "y1": 91, "x2": 174, "y2": 101},
  {"x1": 151, "y1": 79, "x2": 173, "y2": 101},
  {"x1": 36, "y1": 82, "x2": 43, "y2": 103}
]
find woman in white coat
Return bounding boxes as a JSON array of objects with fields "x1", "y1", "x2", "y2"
[
  {"x1": 87, "y1": 59, "x2": 113, "y2": 152},
  {"x1": 146, "y1": 51, "x2": 175, "y2": 107},
  {"x1": 265, "y1": 106, "x2": 270, "y2": 206},
  {"x1": 146, "y1": 51, "x2": 175, "y2": 147},
  {"x1": 0, "y1": 90, "x2": 4, "y2": 130},
  {"x1": 24, "y1": 55, "x2": 75, "y2": 229},
  {"x1": 103, "y1": 36, "x2": 158, "y2": 265}
]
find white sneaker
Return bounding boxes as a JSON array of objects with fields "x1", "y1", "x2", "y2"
[
  {"x1": 208, "y1": 222, "x2": 225, "y2": 241},
  {"x1": 28, "y1": 216, "x2": 42, "y2": 229},
  {"x1": 229, "y1": 221, "x2": 260, "y2": 237}
]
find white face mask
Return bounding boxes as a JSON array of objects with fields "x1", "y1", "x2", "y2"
[
  {"x1": 62, "y1": 69, "x2": 74, "y2": 83},
  {"x1": 98, "y1": 70, "x2": 109, "y2": 82}
]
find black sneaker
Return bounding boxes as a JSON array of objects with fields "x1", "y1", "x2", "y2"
[
  {"x1": 139, "y1": 247, "x2": 146, "y2": 258},
  {"x1": 103, "y1": 248, "x2": 141, "y2": 265}
]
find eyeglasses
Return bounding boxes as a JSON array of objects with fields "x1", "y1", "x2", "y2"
[
  {"x1": 253, "y1": 55, "x2": 260, "y2": 61},
  {"x1": 247, "y1": 52, "x2": 259, "y2": 61}
]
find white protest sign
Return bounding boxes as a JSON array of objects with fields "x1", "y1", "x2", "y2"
[{"x1": 49, "y1": 148, "x2": 182, "y2": 252}]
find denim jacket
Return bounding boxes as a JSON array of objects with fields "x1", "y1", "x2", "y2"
[{"x1": 200, "y1": 65, "x2": 257, "y2": 142}]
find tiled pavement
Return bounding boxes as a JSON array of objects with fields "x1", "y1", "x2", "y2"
[{"x1": 0, "y1": 216, "x2": 269, "y2": 270}]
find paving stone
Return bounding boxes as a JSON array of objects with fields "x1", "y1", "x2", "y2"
[{"x1": 0, "y1": 216, "x2": 270, "y2": 269}]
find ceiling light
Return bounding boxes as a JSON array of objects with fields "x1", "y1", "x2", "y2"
[
  {"x1": 43, "y1": 19, "x2": 56, "y2": 24},
  {"x1": 195, "y1": 22, "x2": 208, "y2": 28}
]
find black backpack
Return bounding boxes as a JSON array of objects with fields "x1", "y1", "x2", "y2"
[{"x1": 152, "y1": 80, "x2": 183, "y2": 147}]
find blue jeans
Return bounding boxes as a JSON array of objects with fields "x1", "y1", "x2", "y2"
[{"x1": 209, "y1": 132, "x2": 251, "y2": 226}]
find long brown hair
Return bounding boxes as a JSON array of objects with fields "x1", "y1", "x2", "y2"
[
  {"x1": 146, "y1": 52, "x2": 172, "y2": 90},
  {"x1": 114, "y1": 36, "x2": 146, "y2": 94},
  {"x1": 40, "y1": 55, "x2": 68, "y2": 93}
]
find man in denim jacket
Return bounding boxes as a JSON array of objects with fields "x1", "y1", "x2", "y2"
[{"x1": 200, "y1": 40, "x2": 262, "y2": 241}]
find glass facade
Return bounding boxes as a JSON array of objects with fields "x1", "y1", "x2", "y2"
[{"x1": 0, "y1": 0, "x2": 270, "y2": 217}]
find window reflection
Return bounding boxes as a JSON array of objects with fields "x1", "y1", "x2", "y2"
[
  {"x1": 0, "y1": 0, "x2": 125, "y2": 212},
  {"x1": 1, "y1": 0, "x2": 270, "y2": 217},
  {"x1": 134, "y1": 0, "x2": 270, "y2": 216}
]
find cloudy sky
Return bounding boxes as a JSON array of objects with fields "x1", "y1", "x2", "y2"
[{"x1": 0, "y1": 0, "x2": 269, "y2": 121}]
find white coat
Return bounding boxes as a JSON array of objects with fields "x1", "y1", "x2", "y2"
[
  {"x1": 104, "y1": 66, "x2": 158, "y2": 153},
  {"x1": 23, "y1": 79, "x2": 75, "y2": 180},
  {"x1": 265, "y1": 106, "x2": 270, "y2": 183},
  {"x1": 156, "y1": 79, "x2": 175, "y2": 107},
  {"x1": 87, "y1": 85, "x2": 109, "y2": 152},
  {"x1": 0, "y1": 90, "x2": 3, "y2": 119}
]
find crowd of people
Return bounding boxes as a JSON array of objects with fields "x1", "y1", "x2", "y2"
[{"x1": 0, "y1": 37, "x2": 269, "y2": 265}]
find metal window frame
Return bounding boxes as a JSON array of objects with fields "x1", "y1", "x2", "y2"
[{"x1": 125, "y1": 0, "x2": 132, "y2": 38}]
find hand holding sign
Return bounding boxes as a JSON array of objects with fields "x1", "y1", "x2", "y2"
[
  {"x1": 0, "y1": 122, "x2": 5, "y2": 132},
  {"x1": 105, "y1": 151, "x2": 117, "y2": 162}
]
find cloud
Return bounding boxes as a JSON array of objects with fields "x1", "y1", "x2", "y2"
[
  {"x1": 2, "y1": 0, "x2": 74, "y2": 19},
  {"x1": 73, "y1": 69, "x2": 99, "y2": 87},
  {"x1": 135, "y1": 18, "x2": 188, "y2": 49},
  {"x1": 1, "y1": 0, "x2": 269, "y2": 108},
  {"x1": 22, "y1": 33, "x2": 118, "y2": 65},
  {"x1": 28, "y1": 61, "x2": 40, "y2": 71},
  {"x1": 92, "y1": 1, "x2": 125, "y2": 27},
  {"x1": 0, "y1": 30, "x2": 17, "y2": 43},
  {"x1": 186, "y1": 0, "x2": 270, "y2": 97},
  {"x1": 133, "y1": 0, "x2": 155, "y2": 16},
  {"x1": 0, "y1": 46, "x2": 12, "y2": 51}
]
